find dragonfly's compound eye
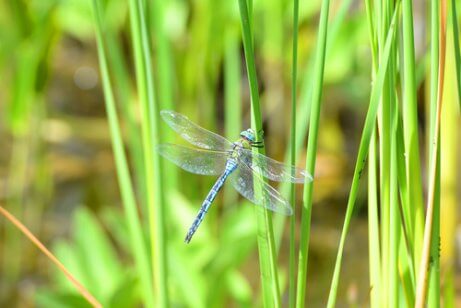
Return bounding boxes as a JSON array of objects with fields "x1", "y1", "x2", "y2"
[{"x1": 240, "y1": 129, "x2": 256, "y2": 142}]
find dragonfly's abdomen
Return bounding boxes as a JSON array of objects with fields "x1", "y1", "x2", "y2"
[{"x1": 184, "y1": 159, "x2": 238, "y2": 243}]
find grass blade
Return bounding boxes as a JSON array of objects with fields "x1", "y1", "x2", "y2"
[
  {"x1": 91, "y1": 1, "x2": 156, "y2": 306},
  {"x1": 0, "y1": 207, "x2": 102, "y2": 307},
  {"x1": 288, "y1": 0, "x2": 300, "y2": 306},
  {"x1": 415, "y1": 0, "x2": 447, "y2": 305},
  {"x1": 295, "y1": 0, "x2": 331, "y2": 305},
  {"x1": 238, "y1": 0, "x2": 281, "y2": 305},
  {"x1": 127, "y1": 0, "x2": 169, "y2": 306},
  {"x1": 401, "y1": 0, "x2": 424, "y2": 269},
  {"x1": 451, "y1": 0, "x2": 461, "y2": 110},
  {"x1": 326, "y1": 6, "x2": 400, "y2": 307}
]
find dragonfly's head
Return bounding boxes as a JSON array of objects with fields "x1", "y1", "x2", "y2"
[{"x1": 240, "y1": 128, "x2": 256, "y2": 143}]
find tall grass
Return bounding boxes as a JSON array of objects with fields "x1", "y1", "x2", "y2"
[
  {"x1": 295, "y1": 0, "x2": 330, "y2": 306},
  {"x1": 1, "y1": 0, "x2": 460, "y2": 307},
  {"x1": 92, "y1": 1, "x2": 156, "y2": 306},
  {"x1": 238, "y1": 0, "x2": 281, "y2": 305}
]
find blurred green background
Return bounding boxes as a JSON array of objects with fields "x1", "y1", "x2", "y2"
[{"x1": 0, "y1": 0, "x2": 459, "y2": 307}]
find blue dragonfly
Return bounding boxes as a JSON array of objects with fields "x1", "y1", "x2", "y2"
[{"x1": 156, "y1": 110, "x2": 313, "y2": 243}]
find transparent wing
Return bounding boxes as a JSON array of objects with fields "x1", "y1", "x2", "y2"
[
  {"x1": 238, "y1": 149, "x2": 313, "y2": 183},
  {"x1": 161, "y1": 110, "x2": 233, "y2": 150},
  {"x1": 156, "y1": 143, "x2": 228, "y2": 175},
  {"x1": 228, "y1": 162, "x2": 293, "y2": 215}
]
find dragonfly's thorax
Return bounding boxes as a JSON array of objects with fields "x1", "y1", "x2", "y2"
[
  {"x1": 228, "y1": 139, "x2": 250, "y2": 161},
  {"x1": 234, "y1": 138, "x2": 252, "y2": 149}
]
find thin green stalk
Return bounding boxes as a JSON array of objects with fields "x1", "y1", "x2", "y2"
[
  {"x1": 378, "y1": 3, "x2": 394, "y2": 303},
  {"x1": 365, "y1": 1, "x2": 381, "y2": 306},
  {"x1": 389, "y1": 89, "x2": 400, "y2": 308},
  {"x1": 238, "y1": 0, "x2": 280, "y2": 306},
  {"x1": 402, "y1": 0, "x2": 424, "y2": 270},
  {"x1": 427, "y1": 156, "x2": 441, "y2": 307},
  {"x1": 274, "y1": 0, "x2": 355, "y2": 250},
  {"x1": 295, "y1": 0, "x2": 330, "y2": 306},
  {"x1": 416, "y1": 0, "x2": 447, "y2": 305},
  {"x1": 91, "y1": 1, "x2": 155, "y2": 307},
  {"x1": 395, "y1": 107, "x2": 417, "y2": 306},
  {"x1": 128, "y1": 0, "x2": 168, "y2": 306},
  {"x1": 288, "y1": 0, "x2": 299, "y2": 306},
  {"x1": 416, "y1": 89, "x2": 442, "y2": 306},
  {"x1": 451, "y1": 0, "x2": 461, "y2": 110},
  {"x1": 104, "y1": 26, "x2": 146, "y2": 215},
  {"x1": 368, "y1": 130, "x2": 381, "y2": 308},
  {"x1": 326, "y1": 6, "x2": 400, "y2": 307}
]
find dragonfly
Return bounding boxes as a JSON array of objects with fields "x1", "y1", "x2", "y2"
[{"x1": 156, "y1": 110, "x2": 313, "y2": 243}]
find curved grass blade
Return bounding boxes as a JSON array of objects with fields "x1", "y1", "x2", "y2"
[{"x1": 326, "y1": 5, "x2": 400, "y2": 307}]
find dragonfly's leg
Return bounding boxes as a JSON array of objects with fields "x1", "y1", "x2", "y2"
[
  {"x1": 251, "y1": 130, "x2": 265, "y2": 148},
  {"x1": 257, "y1": 129, "x2": 265, "y2": 139}
]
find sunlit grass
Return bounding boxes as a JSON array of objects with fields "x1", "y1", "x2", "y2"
[{"x1": 0, "y1": 0, "x2": 460, "y2": 307}]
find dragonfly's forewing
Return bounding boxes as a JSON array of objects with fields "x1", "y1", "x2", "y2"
[
  {"x1": 238, "y1": 149, "x2": 313, "y2": 183},
  {"x1": 161, "y1": 110, "x2": 233, "y2": 151},
  {"x1": 156, "y1": 144, "x2": 228, "y2": 176},
  {"x1": 228, "y1": 162, "x2": 293, "y2": 215}
]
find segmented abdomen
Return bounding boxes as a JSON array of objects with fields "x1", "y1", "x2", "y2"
[{"x1": 184, "y1": 159, "x2": 238, "y2": 243}]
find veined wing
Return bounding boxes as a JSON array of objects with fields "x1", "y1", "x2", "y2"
[
  {"x1": 156, "y1": 143, "x2": 228, "y2": 176},
  {"x1": 161, "y1": 110, "x2": 233, "y2": 151},
  {"x1": 228, "y1": 162, "x2": 293, "y2": 215},
  {"x1": 238, "y1": 149, "x2": 313, "y2": 183}
]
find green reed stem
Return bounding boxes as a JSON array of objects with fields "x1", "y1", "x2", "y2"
[
  {"x1": 91, "y1": 1, "x2": 155, "y2": 307},
  {"x1": 295, "y1": 0, "x2": 330, "y2": 306},
  {"x1": 326, "y1": 6, "x2": 400, "y2": 307},
  {"x1": 416, "y1": 0, "x2": 447, "y2": 305},
  {"x1": 426, "y1": 0, "x2": 441, "y2": 305},
  {"x1": 402, "y1": 0, "x2": 425, "y2": 270},
  {"x1": 451, "y1": 0, "x2": 461, "y2": 110},
  {"x1": 238, "y1": 0, "x2": 281, "y2": 306},
  {"x1": 365, "y1": 1, "x2": 381, "y2": 306},
  {"x1": 288, "y1": 0, "x2": 299, "y2": 306},
  {"x1": 127, "y1": 0, "x2": 168, "y2": 306},
  {"x1": 274, "y1": 0, "x2": 355, "y2": 253}
]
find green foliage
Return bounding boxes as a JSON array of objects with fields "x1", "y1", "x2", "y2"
[
  {"x1": 1, "y1": 0, "x2": 460, "y2": 307},
  {"x1": 36, "y1": 208, "x2": 140, "y2": 307}
]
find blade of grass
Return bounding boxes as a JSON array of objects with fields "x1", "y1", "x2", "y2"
[
  {"x1": 295, "y1": 0, "x2": 330, "y2": 305},
  {"x1": 365, "y1": 1, "x2": 381, "y2": 306},
  {"x1": 288, "y1": 0, "x2": 299, "y2": 306},
  {"x1": 389, "y1": 88, "x2": 400, "y2": 308},
  {"x1": 378, "y1": 3, "x2": 396, "y2": 304},
  {"x1": 127, "y1": 0, "x2": 169, "y2": 306},
  {"x1": 451, "y1": 0, "x2": 461, "y2": 110},
  {"x1": 326, "y1": 6, "x2": 400, "y2": 307},
  {"x1": 0, "y1": 206, "x2": 102, "y2": 308},
  {"x1": 104, "y1": 24, "x2": 147, "y2": 215},
  {"x1": 402, "y1": 0, "x2": 425, "y2": 270},
  {"x1": 237, "y1": 0, "x2": 281, "y2": 306},
  {"x1": 415, "y1": 0, "x2": 447, "y2": 305},
  {"x1": 368, "y1": 129, "x2": 382, "y2": 307},
  {"x1": 91, "y1": 1, "x2": 156, "y2": 307},
  {"x1": 274, "y1": 0, "x2": 355, "y2": 252}
]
